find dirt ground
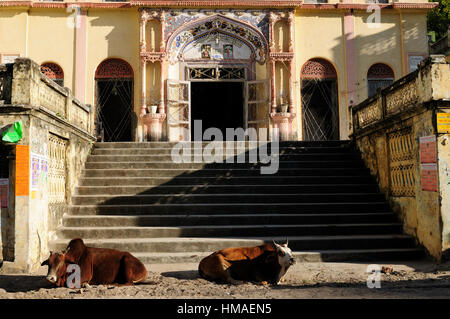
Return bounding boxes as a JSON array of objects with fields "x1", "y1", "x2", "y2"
[{"x1": 0, "y1": 260, "x2": 449, "y2": 299}]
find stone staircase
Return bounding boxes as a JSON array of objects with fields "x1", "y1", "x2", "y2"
[{"x1": 49, "y1": 141, "x2": 425, "y2": 263}]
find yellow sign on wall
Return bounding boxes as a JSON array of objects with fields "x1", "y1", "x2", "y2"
[{"x1": 437, "y1": 113, "x2": 450, "y2": 133}]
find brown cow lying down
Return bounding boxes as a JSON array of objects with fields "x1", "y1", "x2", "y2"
[
  {"x1": 198, "y1": 241, "x2": 295, "y2": 285},
  {"x1": 41, "y1": 238, "x2": 148, "y2": 287}
]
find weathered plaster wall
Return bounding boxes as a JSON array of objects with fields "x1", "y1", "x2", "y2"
[
  {"x1": 354, "y1": 58, "x2": 450, "y2": 260},
  {"x1": 438, "y1": 133, "x2": 450, "y2": 258},
  {"x1": 0, "y1": 58, "x2": 95, "y2": 272},
  {"x1": 356, "y1": 109, "x2": 443, "y2": 259}
]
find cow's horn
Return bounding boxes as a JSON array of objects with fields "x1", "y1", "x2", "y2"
[
  {"x1": 285, "y1": 237, "x2": 288, "y2": 246},
  {"x1": 272, "y1": 240, "x2": 279, "y2": 247}
]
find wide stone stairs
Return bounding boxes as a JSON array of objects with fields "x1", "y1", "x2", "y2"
[{"x1": 49, "y1": 141, "x2": 425, "y2": 263}]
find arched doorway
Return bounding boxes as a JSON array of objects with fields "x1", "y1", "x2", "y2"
[
  {"x1": 95, "y1": 58, "x2": 134, "y2": 142},
  {"x1": 40, "y1": 62, "x2": 64, "y2": 87},
  {"x1": 301, "y1": 58, "x2": 339, "y2": 141},
  {"x1": 367, "y1": 63, "x2": 394, "y2": 98},
  {"x1": 165, "y1": 15, "x2": 269, "y2": 141}
]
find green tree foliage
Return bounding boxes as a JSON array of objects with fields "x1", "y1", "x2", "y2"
[{"x1": 427, "y1": 0, "x2": 450, "y2": 40}]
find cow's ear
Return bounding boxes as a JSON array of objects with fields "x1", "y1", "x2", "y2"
[{"x1": 41, "y1": 259, "x2": 49, "y2": 266}]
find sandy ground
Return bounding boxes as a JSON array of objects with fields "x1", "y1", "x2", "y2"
[{"x1": 0, "y1": 260, "x2": 449, "y2": 299}]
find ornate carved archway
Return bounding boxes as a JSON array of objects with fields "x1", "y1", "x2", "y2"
[
  {"x1": 166, "y1": 15, "x2": 269, "y2": 65},
  {"x1": 95, "y1": 58, "x2": 134, "y2": 80},
  {"x1": 301, "y1": 58, "x2": 337, "y2": 80},
  {"x1": 40, "y1": 62, "x2": 64, "y2": 86},
  {"x1": 367, "y1": 63, "x2": 394, "y2": 79}
]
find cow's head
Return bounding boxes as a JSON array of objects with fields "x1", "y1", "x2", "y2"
[
  {"x1": 272, "y1": 240, "x2": 296, "y2": 268},
  {"x1": 41, "y1": 251, "x2": 67, "y2": 286}
]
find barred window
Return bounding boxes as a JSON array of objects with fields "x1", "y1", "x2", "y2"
[
  {"x1": 367, "y1": 63, "x2": 394, "y2": 97},
  {"x1": 40, "y1": 62, "x2": 64, "y2": 87}
]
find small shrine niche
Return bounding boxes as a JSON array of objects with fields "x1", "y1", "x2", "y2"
[{"x1": 274, "y1": 20, "x2": 290, "y2": 53}]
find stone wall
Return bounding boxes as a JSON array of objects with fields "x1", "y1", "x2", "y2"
[
  {"x1": 352, "y1": 55, "x2": 450, "y2": 261},
  {"x1": 0, "y1": 58, "x2": 95, "y2": 272}
]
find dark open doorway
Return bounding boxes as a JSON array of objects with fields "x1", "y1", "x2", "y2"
[
  {"x1": 96, "y1": 79, "x2": 133, "y2": 142},
  {"x1": 301, "y1": 79, "x2": 339, "y2": 141},
  {"x1": 190, "y1": 82, "x2": 244, "y2": 140}
]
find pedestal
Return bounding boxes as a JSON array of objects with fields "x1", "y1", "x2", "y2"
[
  {"x1": 141, "y1": 113, "x2": 166, "y2": 141},
  {"x1": 270, "y1": 112, "x2": 296, "y2": 141}
]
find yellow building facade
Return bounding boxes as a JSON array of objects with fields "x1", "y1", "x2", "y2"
[{"x1": 0, "y1": 0, "x2": 436, "y2": 142}]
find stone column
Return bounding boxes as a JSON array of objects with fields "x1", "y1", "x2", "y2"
[
  {"x1": 140, "y1": 15, "x2": 147, "y2": 52},
  {"x1": 289, "y1": 60, "x2": 295, "y2": 114},
  {"x1": 160, "y1": 11, "x2": 166, "y2": 52},
  {"x1": 141, "y1": 59, "x2": 147, "y2": 116},
  {"x1": 288, "y1": 10, "x2": 295, "y2": 53},
  {"x1": 269, "y1": 12, "x2": 276, "y2": 51},
  {"x1": 271, "y1": 60, "x2": 277, "y2": 113},
  {"x1": 159, "y1": 60, "x2": 165, "y2": 114}
]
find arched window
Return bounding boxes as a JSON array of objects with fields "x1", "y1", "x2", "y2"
[
  {"x1": 301, "y1": 58, "x2": 339, "y2": 141},
  {"x1": 367, "y1": 63, "x2": 394, "y2": 97},
  {"x1": 40, "y1": 62, "x2": 64, "y2": 87},
  {"x1": 95, "y1": 58, "x2": 134, "y2": 142}
]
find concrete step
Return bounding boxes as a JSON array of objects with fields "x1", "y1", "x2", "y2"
[
  {"x1": 56, "y1": 223, "x2": 403, "y2": 239},
  {"x1": 93, "y1": 141, "x2": 352, "y2": 149},
  {"x1": 63, "y1": 213, "x2": 399, "y2": 227},
  {"x1": 69, "y1": 202, "x2": 392, "y2": 215},
  {"x1": 82, "y1": 168, "x2": 371, "y2": 178},
  {"x1": 130, "y1": 248, "x2": 425, "y2": 264},
  {"x1": 71, "y1": 193, "x2": 386, "y2": 205},
  {"x1": 92, "y1": 146, "x2": 357, "y2": 156},
  {"x1": 84, "y1": 160, "x2": 366, "y2": 170},
  {"x1": 85, "y1": 153, "x2": 362, "y2": 162},
  {"x1": 78, "y1": 175, "x2": 376, "y2": 187},
  {"x1": 75, "y1": 184, "x2": 380, "y2": 196},
  {"x1": 48, "y1": 235, "x2": 418, "y2": 253}
]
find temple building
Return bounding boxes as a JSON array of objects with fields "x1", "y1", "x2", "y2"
[{"x1": 0, "y1": 0, "x2": 436, "y2": 142}]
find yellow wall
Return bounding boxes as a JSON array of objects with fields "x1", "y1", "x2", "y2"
[
  {"x1": 86, "y1": 9, "x2": 139, "y2": 118},
  {"x1": 294, "y1": 11, "x2": 347, "y2": 139},
  {"x1": 0, "y1": 9, "x2": 28, "y2": 59},
  {"x1": 0, "y1": 6, "x2": 430, "y2": 141},
  {"x1": 28, "y1": 9, "x2": 76, "y2": 91}
]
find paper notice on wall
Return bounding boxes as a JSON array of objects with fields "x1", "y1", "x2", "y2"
[
  {"x1": 0, "y1": 178, "x2": 8, "y2": 208},
  {"x1": 437, "y1": 113, "x2": 450, "y2": 134},
  {"x1": 15, "y1": 145, "x2": 30, "y2": 196},
  {"x1": 30, "y1": 152, "x2": 49, "y2": 193}
]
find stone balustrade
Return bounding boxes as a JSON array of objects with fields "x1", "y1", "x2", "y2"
[{"x1": 351, "y1": 55, "x2": 450, "y2": 261}]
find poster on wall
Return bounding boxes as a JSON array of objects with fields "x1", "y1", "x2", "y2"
[
  {"x1": 201, "y1": 44, "x2": 211, "y2": 59},
  {"x1": 437, "y1": 113, "x2": 450, "y2": 133},
  {"x1": 223, "y1": 45, "x2": 233, "y2": 59},
  {"x1": 1, "y1": 54, "x2": 20, "y2": 64},
  {"x1": 30, "y1": 152, "x2": 49, "y2": 198}
]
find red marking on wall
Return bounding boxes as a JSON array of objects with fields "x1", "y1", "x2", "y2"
[
  {"x1": 421, "y1": 163, "x2": 438, "y2": 192},
  {"x1": 420, "y1": 135, "x2": 437, "y2": 164}
]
